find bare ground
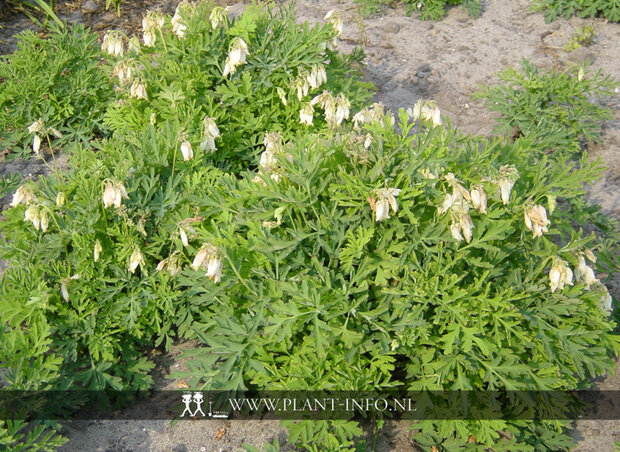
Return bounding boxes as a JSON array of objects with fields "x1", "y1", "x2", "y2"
[{"x1": 1, "y1": 0, "x2": 619, "y2": 450}]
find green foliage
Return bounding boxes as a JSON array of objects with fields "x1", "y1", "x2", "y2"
[
  {"x1": 563, "y1": 24, "x2": 596, "y2": 52},
  {"x1": 0, "y1": 24, "x2": 114, "y2": 159},
  {"x1": 0, "y1": 173, "x2": 23, "y2": 199},
  {"x1": 474, "y1": 59, "x2": 617, "y2": 151},
  {"x1": 0, "y1": 419, "x2": 67, "y2": 452},
  {"x1": 0, "y1": 3, "x2": 618, "y2": 452},
  {"x1": 532, "y1": 0, "x2": 620, "y2": 22},
  {"x1": 102, "y1": 2, "x2": 371, "y2": 172},
  {"x1": 403, "y1": 0, "x2": 482, "y2": 20}
]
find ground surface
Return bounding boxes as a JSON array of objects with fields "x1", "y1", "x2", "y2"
[{"x1": 1, "y1": 0, "x2": 619, "y2": 450}]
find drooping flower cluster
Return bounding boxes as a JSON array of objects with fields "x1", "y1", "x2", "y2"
[
  {"x1": 490, "y1": 165, "x2": 519, "y2": 205},
  {"x1": 299, "y1": 104, "x2": 314, "y2": 126},
  {"x1": 324, "y1": 10, "x2": 343, "y2": 38},
  {"x1": 24, "y1": 205, "x2": 49, "y2": 232},
  {"x1": 112, "y1": 62, "x2": 133, "y2": 86},
  {"x1": 156, "y1": 251, "x2": 183, "y2": 276},
  {"x1": 130, "y1": 80, "x2": 148, "y2": 100},
  {"x1": 368, "y1": 188, "x2": 401, "y2": 222},
  {"x1": 191, "y1": 243, "x2": 223, "y2": 283},
  {"x1": 177, "y1": 217, "x2": 202, "y2": 247},
  {"x1": 26, "y1": 119, "x2": 62, "y2": 156},
  {"x1": 209, "y1": 7, "x2": 227, "y2": 29},
  {"x1": 437, "y1": 174, "x2": 486, "y2": 243},
  {"x1": 223, "y1": 37, "x2": 249, "y2": 77},
  {"x1": 524, "y1": 204, "x2": 550, "y2": 238},
  {"x1": 171, "y1": 1, "x2": 193, "y2": 38},
  {"x1": 101, "y1": 31, "x2": 124, "y2": 57},
  {"x1": 548, "y1": 258, "x2": 573, "y2": 293},
  {"x1": 575, "y1": 253, "x2": 597, "y2": 288},
  {"x1": 142, "y1": 10, "x2": 165, "y2": 47},
  {"x1": 352, "y1": 103, "x2": 392, "y2": 129},
  {"x1": 253, "y1": 132, "x2": 286, "y2": 184},
  {"x1": 409, "y1": 99, "x2": 442, "y2": 127},
  {"x1": 310, "y1": 91, "x2": 350, "y2": 128},
  {"x1": 11, "y1": 184, "x2": 36, "y2": 207},
  {"x1": 200, "y1": 117, "x2": 220, "y2": 152},
  {"x1": 102, "y1": 180, "x2": 128, "y2": 209}
]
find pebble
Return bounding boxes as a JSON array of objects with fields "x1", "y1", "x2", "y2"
[
  {"x1": 467, "y1": 55, "x2": 478, "y2": 64},
  {"x1": 81, "y1": 0, "x2": 98, "y2": 13},
  {"x1": 452, "y1": 8, "x2": 471, "y2": 23}
]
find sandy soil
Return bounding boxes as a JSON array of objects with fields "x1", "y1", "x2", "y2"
[{"x1": 1, "y1": 0, "x2": 619, "y2": 450}]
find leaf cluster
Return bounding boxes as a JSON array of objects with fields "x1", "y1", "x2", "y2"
[
  {"x1": 0, "y1": 24, "x2": 114, "y2": 159},
  {"x1": 532, "y1": 0, "x2": 620, "y2": 22}
]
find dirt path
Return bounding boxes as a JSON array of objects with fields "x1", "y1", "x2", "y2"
[{"x1": 1, "y1": 0, "x2": 619, "y2": 450}]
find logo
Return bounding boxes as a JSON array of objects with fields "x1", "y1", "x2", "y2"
[{"x1": 180, "y1": 391, "x2": 229, "y2": 418}]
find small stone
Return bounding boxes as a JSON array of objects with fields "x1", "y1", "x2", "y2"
[
  {"x1": 457, "y1": 45, "x2": 470, "y2": 52},
  {"x1": 453, "y1": 7, "x2": 471, "y2": 23},
  {"x1": 467, "y1": 56, "x2": 478, "y2": 64},
  {"x1": 81, "y1": 0, "x2": 98, "y2": 13},
  {"x1": 173, "y1": 445, "x2": 188, "y2": 452},
  {"x1": 500, "y1": 58, "x2": 508, "y2": 65},
  {"x1": 383, "y1": 22, "x2": 400, "y2": 34}
]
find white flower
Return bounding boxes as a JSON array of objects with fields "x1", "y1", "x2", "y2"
[
  {"x1": 171, "y1": 2, "x2": 190, "y2": 38},
  {"x1": 549, "y1": 259, "x2": 573, "y2": 293},
  {"x1": 39, "y1": 209, "x2": 49, "y2": 232},
  {"x1": 300, "y1": 104, "x2": 314, "y2": 125},
  {"x1": 61, "y1": 281, "x2": 70, "y2": 303},
  {"x1": 335, "y1": 94, "x2": 350, "y2": 126},
  {"x1": 156, "y1": 251, "x2": 182, "y2": 276},
  {"x1": 129, "y1": 247, "x2": 145, "y2": 273},
  {"x1": 371, "y1": 188, "x2": 401, "y2": 222},
  {"x1": 94, "y1": 240, "x2": 103, "y2": 262},
  {"x1": 28, "y1": 119, "x2": 45, "y2": 134},
  {"x1": 459, "y1": 213, "x2": 474, "y2": 243},
  {"x1": 56, "y1": 192, "x2": 66, "y2": 207},
  {"x1": 102, "y1": 181, "x2": 128, "y2": 209},
  {"x1": 524, "y1": 205, "x2": 550, "y2": 238},
  {"x1": 180, "y1": 141, "x2": 193, "y2": 161},
  {"x1": 32, "y1": 135, "x2": 41, "y2": 156},
  {"x1": 113, "y1": 63, "x2": 133, "y2": 85},
  {"x1": 411, "y1": 100, "x2": 442, "y2": 126},
  {"x1": 494, "y1": 165, "x2": 519, "y2": 205},
  {"x1": 352, "y1": 103, "x2": 385, "y2": 129},
  {"x1": 375, "y1": 198, "x2": 390, "y2": 222},
  {"x1": 575, "y1": 255, "x2": 597, "y2": 288},
  {"x1": 143, "y1": 31, "x2": 156, "y2": 47},
  {"x1": 210, "y1": 7, "x2": 227, "y2": 29},
  {"x1": 130, "y1": 81, "x2": 148, "y2": 100},
  {"x1": 11, "y1": 185, "x2": 35, "y2": 207},
  {"x1": 191, "y1": 244, "x2": 223, "y2": 283},
  {"x1": 470, "y1": 186, "x2": 487, "y2": 214},
  {"x1": 450, "y1": 222, "x2": 463, "y2": 242},
  {"x1": 324, "y1": 10, "x2": 343, "y2": 37},
  {"x1": 206, "y1": 257, "x2": 223, "y2": 282},
  {"x1": 200, "y1": 117, "x2": 220, "y2": 152},
  {"x1": 223, "y1": 37, "x2": 249, "y2": 77},
  {"x1": 438, "y1": 193, "x2": 455, "y2": 216},
  {"x1": 142, "y1": 10, "x2": 165, "y2": 47},
  {"x1": 102, "y1": 32, "x2": 124, "y2": 57},
  {"x1": 276, "y1": 87, "x2": 287, "y2": 106},
  {"x1": 24, "y1": 205, "x2": 40, "y2": 230},
  {"x1": 600, "y1": 288, "x2": 613, "y2": 311}
]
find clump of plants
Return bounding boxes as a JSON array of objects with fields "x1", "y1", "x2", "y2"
[
  {"x1": 0, "y1": 23, "x2": 115, "y2": 159},
  {"x1": 0, "y1": 2, "x2": 618, "y2": 452},
  {"x1": 532, "y1": 0, "x2": 620, "y2": 22},
  {"x1": 0, "y1": 1, "x2": 370, "y2": 449},
  {"x1": 563, "y1": 24, "x2": 596, "y2": 52},
  {"x1": 475, "y1": 59, "x2": 617, "y2": 153},
  {"x1": 405, "y1": 0, "x2": 482, "y2": 20}
]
